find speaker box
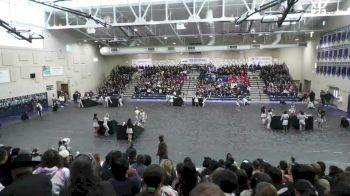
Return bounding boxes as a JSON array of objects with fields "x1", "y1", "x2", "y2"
[{"x1": 30, "y1": 73, "x2": 36, "y2": 79}]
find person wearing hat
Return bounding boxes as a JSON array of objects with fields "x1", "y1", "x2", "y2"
[{"x1": 0, "y1": 150, "x2": 52, "y2": 196}]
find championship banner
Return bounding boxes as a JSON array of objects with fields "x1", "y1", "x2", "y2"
[
  {"x1": 42, "y1": 66, "x2": 64, "y2": 77},
  {"x1": 180, "y1": 58, "x2": 210, "y2": 64},
  {"x1": 247, "y1": 56, "x2": 272, "y2": 65},
  {"x1": 132, "y1": 59, "x2": 152, "y2": 66}
]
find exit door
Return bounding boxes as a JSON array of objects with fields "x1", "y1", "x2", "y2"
[{"x1": 61, "y1": 84, "x2": 69, "y2": 99}]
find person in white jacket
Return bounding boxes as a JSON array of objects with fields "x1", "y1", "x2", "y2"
[{"x1": 104, "y1": 95, "x2": 112, "y2": 108}]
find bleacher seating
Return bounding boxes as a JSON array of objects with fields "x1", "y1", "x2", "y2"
[
  {"x1": 133, "y1": 65, "x2": 187, "y2": 98},
  {"x1": 196, "y1": 64, "x2": 250, "y2": 98}
]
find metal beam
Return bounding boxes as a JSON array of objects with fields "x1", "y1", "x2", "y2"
[
  {"x1": 197, "y1": 0, "x2": 207, "y2": 16},
  {"x1": 169, "y1": 23, "x2": 186, "y2": 45},
  {"x1": 321, "y1": 0, "x2": 331, "y2": 8},
  {"x1": 182, "y1": 0, "x2": 193, "y2": 16},
  {"x1": 74, "y1": 28, "x2": 109, "y2": 46},
  {"x1": 196, "y1": 23, "x2": 204, "y2": 44},
  {"x1": 46, "y1": 10, "x2": 53, "y2": 27},
  {"x1": 142, "y1": 0, "x2": 151, "y2": 19},
  {"x1": 126, "y1": 0, "x2": 138, "y2": 19},
  {"x1": 144, "y1": 26, "x2": 165, "y2": 45},
  {"x1": 242, "y1": 0, "x2": 251, "y2": 12}
]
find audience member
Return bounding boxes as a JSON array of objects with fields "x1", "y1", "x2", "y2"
[
  {"x1": 0, "y1": 150, "x2": 52, "y2": 196},
  {"x1": 33, "y1": 149, "x2": 70, "y2": 196},
  {"x1": 260, "y1": 64, "x2": 297, "y2": 97}
]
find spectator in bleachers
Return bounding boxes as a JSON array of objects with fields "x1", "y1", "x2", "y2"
[
  {"x1": 260, "y1": 64, "x2": 297, "y2": 97},
  {"x1": 189, "y1": 182, "x2": 224, "y2": 196},
  {"x1": 134, "y1": 66, "x2": 186, "y2": 97},
  {"x1": 98, "y1": 66, "x2": 136, "y2": 96},
  {"x1": 196, "y1": 65, "x2": 250, "y2": 98},
  {"x1": 33, "y1": 149, "x2": 70, "y2": 196},
  {"x1": 60, "y1": 153, "x2": 115, "y2": 196},
  {"x1": 109, "y1": 157, "x2": 141, "y2": 196},
  {"x1": 176, "y1": 161, "x2": 198, "y2": 196},
  {"x1": 131, "y1": 154, "x2": 146, "y2": 179},
  {"x1": 0, "y1": 150, "x2": 52, "y2": 195}
]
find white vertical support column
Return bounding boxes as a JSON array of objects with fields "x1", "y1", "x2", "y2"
[
  {"x1": 139, "y1": 0, "x2": 142, "y2": 18},
  {"x1": 165, "y1": 0, "x2": 168, "y2": 21},
  {"x1": 318, "y1": 0, "x2": 321, "y2": 13},
  {"x1": 222, "y1": 0, "x2": 225, "y2": 18},
  {"x1": 113, "y1": 6, "x2": 116, "y2": 24},
  {"x1": 252, "y1": 0, "x2": 256, "y2": 10},
  {"x1": 65, "y1": 12, "x2": 69, "y2": 26},
  {"x1": 193, "y1": 0, "x2": 196, "y2": 16}
]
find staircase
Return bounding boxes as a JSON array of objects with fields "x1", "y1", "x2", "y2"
[
  {"x1": 181, "y1": 71, "x2": 200, "y2": 102},
  {"x1": 248, "y1": 71, "x2": 270, "y2": 102},
  {"x1": 123, "y1": 72, "x2": 141, "y2": 98}
]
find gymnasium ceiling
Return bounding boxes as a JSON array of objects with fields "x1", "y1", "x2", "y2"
[{"x1": 38, "y1": 0, "x2": 349, "y2": 46}]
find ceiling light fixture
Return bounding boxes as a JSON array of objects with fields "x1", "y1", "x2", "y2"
[
  {"x1": 134, "y1": 28, "x2": 138, "y2": 32},
  {"x1": 163, "y1": 36, "x2": 168, "y2": 40},
  {"x1": 310, "y1": 31, "x2": 314, "y2": 38},
  {"x1": 322, "y1": 20, "x2": 326, "y2": 26},
  {"x1": 209, "y1": 35, "x2": 213, "y2": 38},
  {"x1": 94, "y1": 40, "x2": 98, "y2": 43},
  {"x1": 252, "y1": 40, "x2": 256, "y2": 43},
  {"x1": 295, "y1": 38, "x2": 299, "y2": 41},
  {"x1": 173, "y1": 42, "x2": 176, "y2": 45},
  {"x1": 83, "y1": 40, "x2": 87, "y2": 42}
]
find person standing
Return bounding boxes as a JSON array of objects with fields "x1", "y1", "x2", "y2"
[
  {"x1": 77, "y1": 94, "x2": 84, "y2": 108},
  {"x1": 126, "y1": 118, "x2": 134, "y2": 142},
  {"x1": 118, "y1": 95, "x2": 123, "y2": 107},
  {"x1": 104, "y1": 95, "x2": 112, "y2": 108},
  {"x1": 297, "y1": 111, "x2": 308, "y2": 131},
  {"x1": 36, "y1": 102, "x2": 43, "y2": 117},
  {"x1": 280, "y1": 111, "x2": 289, "y2": 133},
  {"x1": 134, "y1": 107, "x2": 140, "y2": 126},
  {"x1": 93, "y1": 113, "x2": 100, "y2": 136},
  {"x1": 309, "y1": 90, "x2": 315, "y2": 104},
  {"x1": 317, "y1": 108, "x2": 326, "y2": 130},
  {"x1": 169, "y1": 94, "x2": 174, "y2": 106},
  {"x1": 320, "y1": 90, "x2": 326, "y2": 106},
  {"x1": 261, "y1": 107, "x2": 267, "y2": 125},
  {"x1": 157, "y1": 135, "x2": 168, "y2": 164},
  {"x1": 139, "y1": 108, "x2": 147, "y2": 128},
  {"x1": 194, "y1": 95, "x2": 199, "y2": 107},
  {"x1": 103, "y1": 113, "x2": 110, "y2": 136},
  {"x1": 266, "y1": 108, "x2": 273, "y2": 130}
]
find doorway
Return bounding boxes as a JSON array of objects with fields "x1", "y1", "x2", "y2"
[
  {"x1": 61, "y1": 83, "x2": 69, "y2": 99},
  {"x1": 304, "y1": 80, "x2": 311, "y2": 92}
]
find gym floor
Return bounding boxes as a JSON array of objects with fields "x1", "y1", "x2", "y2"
[{"x1": 0, "y1": 101, "x2": 349, "y2": 168}]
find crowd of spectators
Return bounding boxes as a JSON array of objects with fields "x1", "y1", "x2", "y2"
[
  {"x1": 196, "y1": 65, "x2": 250, "y2": 98},
  {"x1": 0, "y1": 138, "x2": 349, "y2": 196},
  {"x1": 260, "y1": 64, "x2": 297, "y2": 97},
  {"x1": 97, "y1": 66, "x2": 136, "y2": 96},
  {"x1": 134, "y1": 66, "x2": 187, "y2": 97}
]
